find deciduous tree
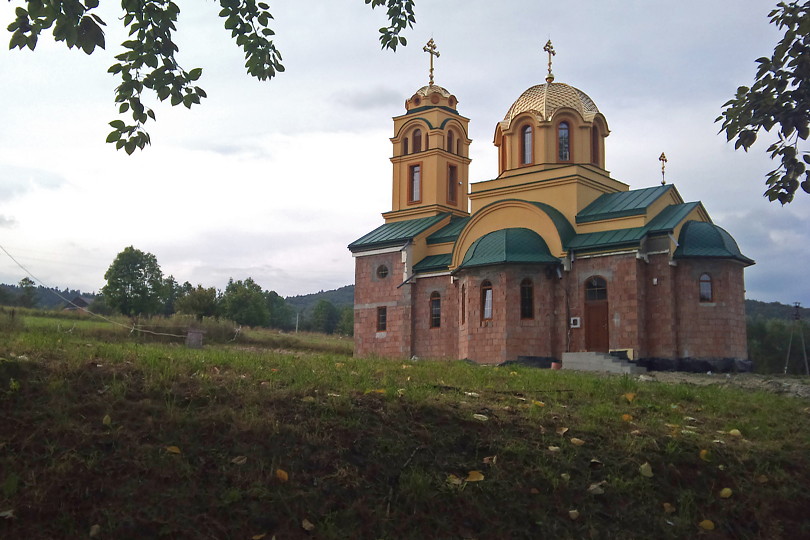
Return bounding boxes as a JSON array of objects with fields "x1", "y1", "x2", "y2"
[
  {"x1": 17, "y1": 277, "x2": 37, "y2": 308},
  {"x1": 311, "y1": 299, "x2": 339, "y2": 334},
  {"x1": 7, "y1": 0, "x2": 416, "y2": 153},
  {"x1": 220, "y1": 277, "x2": 269, "y2": 327},
  {"x1": 175, "y1": 284, "x2": 220, "y2": 321},
  {"x1": 717, "y1": 0, "x2": 810, "y2": 203},
  {"x1": 102, "y1": 246, "x2": 165, "y2": 316}
]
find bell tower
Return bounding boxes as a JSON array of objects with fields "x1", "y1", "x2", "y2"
[{"x1": 383, "y1": 40, "x2": 471, "y2": 223}]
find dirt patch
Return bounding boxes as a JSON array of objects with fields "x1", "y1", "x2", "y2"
[{"x1": 637, "y1": 371, "x2": 810, "y2": 399}]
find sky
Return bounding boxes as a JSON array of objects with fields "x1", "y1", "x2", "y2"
[{"x1": 0, "y1": 0, "x2": 808, "y2": 306}]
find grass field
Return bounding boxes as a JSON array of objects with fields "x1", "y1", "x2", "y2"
[{"x1": 1, "y1": 311, "x2": 809, "y2": 539}]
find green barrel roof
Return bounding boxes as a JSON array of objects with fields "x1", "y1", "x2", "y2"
[
  {"x1": 674, "y1": 221, "x2": 754, "y2": 265},
  {"x1": 458, "y1": 228, "x2": 560, "y2": 269}
]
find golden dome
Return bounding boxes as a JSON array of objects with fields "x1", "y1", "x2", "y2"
[
  {"x1": 501, "y1": 82, "x2": 599, "y2": 130},
  {"x1": 414, "y1": 84, "x2": 452, "y2": 98},
  {"x1": 406, "y1": 84, "x2": 458, "y2": 111}
]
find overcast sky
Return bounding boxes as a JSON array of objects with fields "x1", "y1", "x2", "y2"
[{"x1": 0, "y1": 0, "x2": 807, "y2": 306}]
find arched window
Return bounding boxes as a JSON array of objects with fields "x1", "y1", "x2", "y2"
[
  {"x1": 413, "y1": 128, "x2": 422, "y2": 152},
  {"x1": 447, "y1": 165, "x2": 458, "y2": 205},
  {"x1": 447, "y1": 130, "x2": 455, "y2": 153},
  {"x1": 402, "y1": 138, "x2": 409, "y2": 155},
  {"x1": 461, "y1": 284, "x2": 466, "y2": 325},
  {"x1": 521, "y1": 124, "x2": 533, "y2": 165},
  {"x1": 481, "y1": 280, "x2": 493, "y2": 321},
  {"x1": 585, "y1": 276, "x2": 607, "y2": 301},
  {"x1": 520, "y1": 278, "x2": 534, "y2": 319},
  {"x1": 430, "y1": 292, "x2": 441, "y2": 328},
  {"x1": 408, "y1": 164, "x2": 421, "y2": 203},
  {"x1": 558, "y1": 122, "x2": 571, "y2": 162},
  {"x1": 699, "y1": 273, "x2": 713, "y2": 302}
]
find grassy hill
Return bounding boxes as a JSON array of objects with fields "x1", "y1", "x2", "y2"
[{"x1": 1, "y1": 310, "x2": 808, "y2": 539}]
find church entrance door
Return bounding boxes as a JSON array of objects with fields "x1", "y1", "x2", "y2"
[{"x1": 584, "y1": 277, "x2": 609, "y2": 352}]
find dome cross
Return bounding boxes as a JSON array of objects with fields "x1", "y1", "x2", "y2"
[
  {"x1": 659, "y1": 152, "x2": 668, "y2": 185},
  {"x1": 423, "y1": 38, "x2": 441, "y2": 86},
  {"x1": 543, "y1": 39, "x2": 556, "y2": 83}
]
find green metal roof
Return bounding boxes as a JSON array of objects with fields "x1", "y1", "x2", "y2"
[
  {"x1": 674, "y1": 221, "x2": 754, "y2": 265},
  {"x1": 576, "y1": 185, "x2": 673, "y2": 224},
  {"x1": 427, "y1": 216, "x2": 470, "y2": 244},
  {"x1": 348, "y1": 214, "x2": 449, "y2": 252},
  {"x1": 458, "y1": 228, "x2": 560, "y2": 269},
  {"x1": 567, "y1": 227, "x2": 646, "y2": 252},
  {"x1": 413, "y1": 253, "x2": 453, "y2": 273},
  {"x1": 644, "y1": 202, "x2": 702, "y2": 233},
  {"x1": 530, "y1": 201, "x2": 577, "y2": 246},
  {"x1": 568, "y1": 202, "x2": 701, "y2": 253}
]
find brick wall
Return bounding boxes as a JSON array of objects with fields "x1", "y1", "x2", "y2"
[
  {"x1": 673, "y1": 260, "x2": 748, "y2": 360},
  {"x1": 411, "y1": 275, "x2": 458, "y2": 359},
  {"x1": 354, "y1": 251, "x2": 412, "y2": 358},
  {"x1": 354, "y1": 250, "x2": 748, "y2": 364}
]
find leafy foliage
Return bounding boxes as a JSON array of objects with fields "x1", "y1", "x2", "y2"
[
  {"x1": 175, "y1": 284, "x2": 219, "y2": 321},
  {"x1": 6, "y1": 0, "x2": 416, "y2": 153},
  {"x1": 220, "y1": 277, "x2": 270, "y2": 327},
  {"x1": 310, "y1": 299, "x2": 339, "y2": 334},
  {"x1": 101, "y1": 246, "x2": 165, "y2": 317},
  {"x1": 717, "y1": 0, "x2": 810, "y2": 203},
  {"x1": 16, "y1": 277, "x2": 36, "y2": 308}
]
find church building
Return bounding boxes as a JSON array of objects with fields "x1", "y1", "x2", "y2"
[{"x1": 348, "y1": 41, "x2": 753, "y2": 371}]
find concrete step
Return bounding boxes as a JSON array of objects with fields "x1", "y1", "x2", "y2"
[{"x1": 561, "y1": 352, "x2": 647, "y2": 374}]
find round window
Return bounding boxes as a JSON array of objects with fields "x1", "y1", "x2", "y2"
[{"x1": 376, "y1": 265, "x2": 389, "y2": 279}]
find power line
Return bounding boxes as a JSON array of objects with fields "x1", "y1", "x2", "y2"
[{"x1": 0, "y1": 243, "x2": 186, "y2": 340}]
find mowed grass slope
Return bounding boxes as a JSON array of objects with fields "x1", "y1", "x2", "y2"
[{"x1": 1, "y1": 314, "x2": 809, "y2": 539}]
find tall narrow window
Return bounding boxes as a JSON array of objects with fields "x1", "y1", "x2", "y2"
[
  {"x1": 430, "y1": 292, "x2": 441, "y2": 328},
  {"x1": 376, "y1": 306, "x2": 387, "y2": 332},
  {"x1": 447, "y1": 130, "x2": 455, "y2": 153},
  {"x1": 413, "y1": 129, "x2": 422, "y2": 152},
  {"x1": 461, "y1": 284, "x2": 466, "y2": 325},
  {"x1": 447, "y1": 165, "x2": 458, "y2": 205},
  {"x1": 521, "y1": 125, "x2": 533, "y2": 165},
  {"x1": 500, "y1": 135, "x2": 507, "y2": 171},
  {"x1": 520, "y1": 278, "x2": 534, "y2": 319},
  {"x1": 408, "y1": 164, "x2": 421, "y2": 203},
  {"x1": 558, "y1": 122, "x2": 571, "y2": 162},
  {"x1": 402, "y1": 138, "x2": 409, "y2": 155},
  {"x1": 699, "y1": 273, "x2": 713, "y2": 302},
  {"x1": 591, "y1": 127, "x2": 599, "y2": 165},
  {"x1": 481, "y1": 280, "x2": 493, "y2": 321}
]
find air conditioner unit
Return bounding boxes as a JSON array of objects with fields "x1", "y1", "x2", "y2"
[{"x1": 570, "y1": 317, "x2": 581, "y2": 328}]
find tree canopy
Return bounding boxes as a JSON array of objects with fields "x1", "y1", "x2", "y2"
[
  {"x1": 102, "y1": 246, "x2": 165, "y2": 316},
  {"x1": 7, "y1": 0, "x2": 416, "y2": 153},
  {"x1": 717, "y1": 0, "x2": 810, "y2": 203}
]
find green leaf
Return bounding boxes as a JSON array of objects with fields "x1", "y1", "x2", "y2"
[
  {"x1": 109, "y1": 120, "x2": 126, "y2": 129},
  {"x1": 106, "y1": 130, "x2": 121, "y2": 143},
  {"x1": 188, "y1": 67, "x2": 203, "y2": 81}
]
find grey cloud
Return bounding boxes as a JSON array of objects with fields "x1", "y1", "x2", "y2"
[
  {"x1": 0, "y1": 216, "x2": 17, "y2": 228},
  {"x1": 0, "y1": 164, "x2": 66, "y2": 200}
]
